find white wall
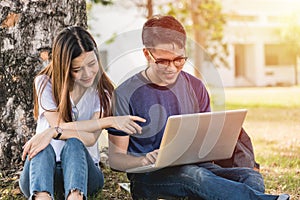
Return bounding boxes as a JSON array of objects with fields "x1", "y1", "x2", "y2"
[{"x1": 265, "y1": 66, "x2": 295, "y2": 86}]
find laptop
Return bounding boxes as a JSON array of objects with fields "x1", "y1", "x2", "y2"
[{"x1": 126, "y1": 109, "x2": 247, "y2": 173}]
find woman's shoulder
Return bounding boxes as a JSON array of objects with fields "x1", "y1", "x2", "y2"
[
  {"x1": 34, "y1": 74, "x2": 51, "y2": 91},
  {"x1": 35, "y1": 74, "x2": 50, "y2": 84}
]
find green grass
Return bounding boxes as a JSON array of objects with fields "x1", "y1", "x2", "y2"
[
  {"x1": 224, "y1": 86, "x2": 300, "y2": 109},
  {"x1": 225, "y1": 87, "x2": 300, "y2": 199}
]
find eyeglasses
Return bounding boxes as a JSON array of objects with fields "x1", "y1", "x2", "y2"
[{"x1": 147, "y1": 50, "x2": 187, "y2": 69}]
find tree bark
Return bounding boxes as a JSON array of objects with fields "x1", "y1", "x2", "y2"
[
  {"x1": 190, "y1": 0, "x2": 205, "y2": 79},
  {"x1": 146, "y1": 0, "x2": 153, "y2": 19},
  {"x1": 0, "y1": 0, "x2": 87, "y2": 175}
]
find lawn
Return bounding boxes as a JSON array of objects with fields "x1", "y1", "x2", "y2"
[
  {"x1": 225, "y1": 86, "x2": 300, "y2": 200},
  {"x1": 1, "y1": 87, "x2": 299, "y2": 199}
]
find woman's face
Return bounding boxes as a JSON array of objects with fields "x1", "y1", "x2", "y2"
[{"x1": 70, "y1": 51, "x2": 99, "y2": 88}]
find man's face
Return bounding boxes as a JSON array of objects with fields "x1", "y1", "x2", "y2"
[{"x1": 145, "y1": 43, "x2": 186, "y2": 86}]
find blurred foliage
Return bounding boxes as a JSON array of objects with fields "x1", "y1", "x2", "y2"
[
  {"x1": 86, "y1": 0, "x2": 113, "y2": 12},
  {"x1": 159, "y1": 0, "x2": 229, "y2": 68},
  {"x1": 87, "y1": 0, "x2": 228, "y2": 68},
  {"x1": 279, "y1": 13, "x2": 300, "y2": 84},
  {"x1": 90, "y1": 0, "x2": 113, "y2": 5}
]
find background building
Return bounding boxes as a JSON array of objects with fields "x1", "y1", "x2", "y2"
[{"x1": 220, "y1": 0, "x2": 300, "y2": 86}]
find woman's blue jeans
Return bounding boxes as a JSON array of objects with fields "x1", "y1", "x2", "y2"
[
  {"x1": 128, "y1": 162, "x2": 280, "y2": 200},
  {"x1": 19, "y1": 138, "x2": 104, "y2": 199}
]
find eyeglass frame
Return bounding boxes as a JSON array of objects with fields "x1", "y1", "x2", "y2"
[{"x1": 147, "y1": 49, "x2": 188, "y2": 69}]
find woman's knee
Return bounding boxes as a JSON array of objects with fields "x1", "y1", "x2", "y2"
[
  {"x1": 64, "y1": 138, "x2": 84, "y2": 149},
  {"x1": 19, "y1": 145, "x2": 56, "y2": 198},
  {"x1": 25, "y1": 145, "x2": 56, "y2": 168},
  {"x1": 61, "y1": 138, "x2": 86, "y2": 161}
]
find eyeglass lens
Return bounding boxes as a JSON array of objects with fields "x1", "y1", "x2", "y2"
[{"x1": 148, "y1": 50, "x2": 187, "y2": 68}]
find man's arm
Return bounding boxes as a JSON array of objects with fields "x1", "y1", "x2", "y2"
[
  {"x1": 108, "y1": 134, "x2": 157, "y2": 172},
  {"x1": 108, "y1": 87, "x2": 159, "y2": 171}
]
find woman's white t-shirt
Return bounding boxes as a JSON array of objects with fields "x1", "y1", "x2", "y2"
[{"x1": 35, "y1": 75, "x2": 101, "y2": 163}]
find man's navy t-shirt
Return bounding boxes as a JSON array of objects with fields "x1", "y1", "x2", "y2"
[{"x1": 108, "y1": 70, "x2": 211, "y2": 156}]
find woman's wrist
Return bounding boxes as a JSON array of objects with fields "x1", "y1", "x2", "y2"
[
  {"x1": 99, "y1": 116, "x2": 113, "y2": 129},
  {"x1": 53, "y1": 126, "x2": 63, "y2": 139},
  {"x1": 50, "y1": 127, "x2": 56, "y2": 138}
]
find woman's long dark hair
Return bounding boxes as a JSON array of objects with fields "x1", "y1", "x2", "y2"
[{"x1": 33, "y1": 26, "x2": 114, "y2": 123}]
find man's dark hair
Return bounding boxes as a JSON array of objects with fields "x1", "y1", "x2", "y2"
[{"x1": 142, "y1": 15, "x2": 186, "y2": 49}]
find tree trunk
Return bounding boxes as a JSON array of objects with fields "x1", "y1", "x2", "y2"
[
  {"x1": 146, "y1": 0, "x2": 153, "y2": 19},
  {"x1": 189, "y1": 0, "x2": 205, "y2": 80},
  {"x1": 0, "y1": 0, "x2": 87, "y2": 176}
]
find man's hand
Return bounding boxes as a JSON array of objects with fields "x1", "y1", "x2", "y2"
[
  {"x1": 22, "y1": 128, "x2": 55, "y2": 161},
  {"x1": 141, "y1": 149, "x2": 159, "y2": 166}
]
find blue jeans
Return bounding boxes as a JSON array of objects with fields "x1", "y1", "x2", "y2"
[
  {"x1": 19, "y1": 138, "x2": 104, "y2": 199},
  {"x1": 128, "y1": 162, "x2": 280, "y2": 200}
]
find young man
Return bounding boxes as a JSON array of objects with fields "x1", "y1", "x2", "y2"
[{"x1": 108, "y1": 15, "x2": 289, "y2": 200}]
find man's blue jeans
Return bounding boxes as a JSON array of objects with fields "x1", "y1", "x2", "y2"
[
  {"x1": 19, "y1": 138, "x2": 104, "y2": 199},
  {"x1": 128, "y1": 162, "x2": 280, "y2": 200}
]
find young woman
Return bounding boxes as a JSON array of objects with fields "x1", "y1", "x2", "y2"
[{"x1": 19, "y1": 26, "x2": 145, "y2": 200}]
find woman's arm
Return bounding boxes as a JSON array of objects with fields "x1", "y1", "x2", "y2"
[
  {"x1": 108, "y1": 134, "x2": 158, "y2": 172},
  {"x1": 53, "y1": 111, "x2": 102, "y2": 146},
  {"x1": 22, "y1": 112, "x2": 146, "y2": 161},
  {"x1": 22, "y1": 112, "x2": 102, "y2": 161},
  {"x1": 22, "y1": 127, "x2": 101, "y2": 161},
  {"x1": 44, "y1": 111, "x2": 145, "y2": 134},
  {"x1": 56, "y1": 111, "x2": 102, "y2": 146}
]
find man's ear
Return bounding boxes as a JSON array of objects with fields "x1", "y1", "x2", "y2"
[{"x1": 143, "y1": 48, "x2": 150, "y2": 61}]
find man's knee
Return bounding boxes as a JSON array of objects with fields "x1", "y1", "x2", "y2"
[{"x1": 242, "y1": 168, "x2": 265, "y2": 192}]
